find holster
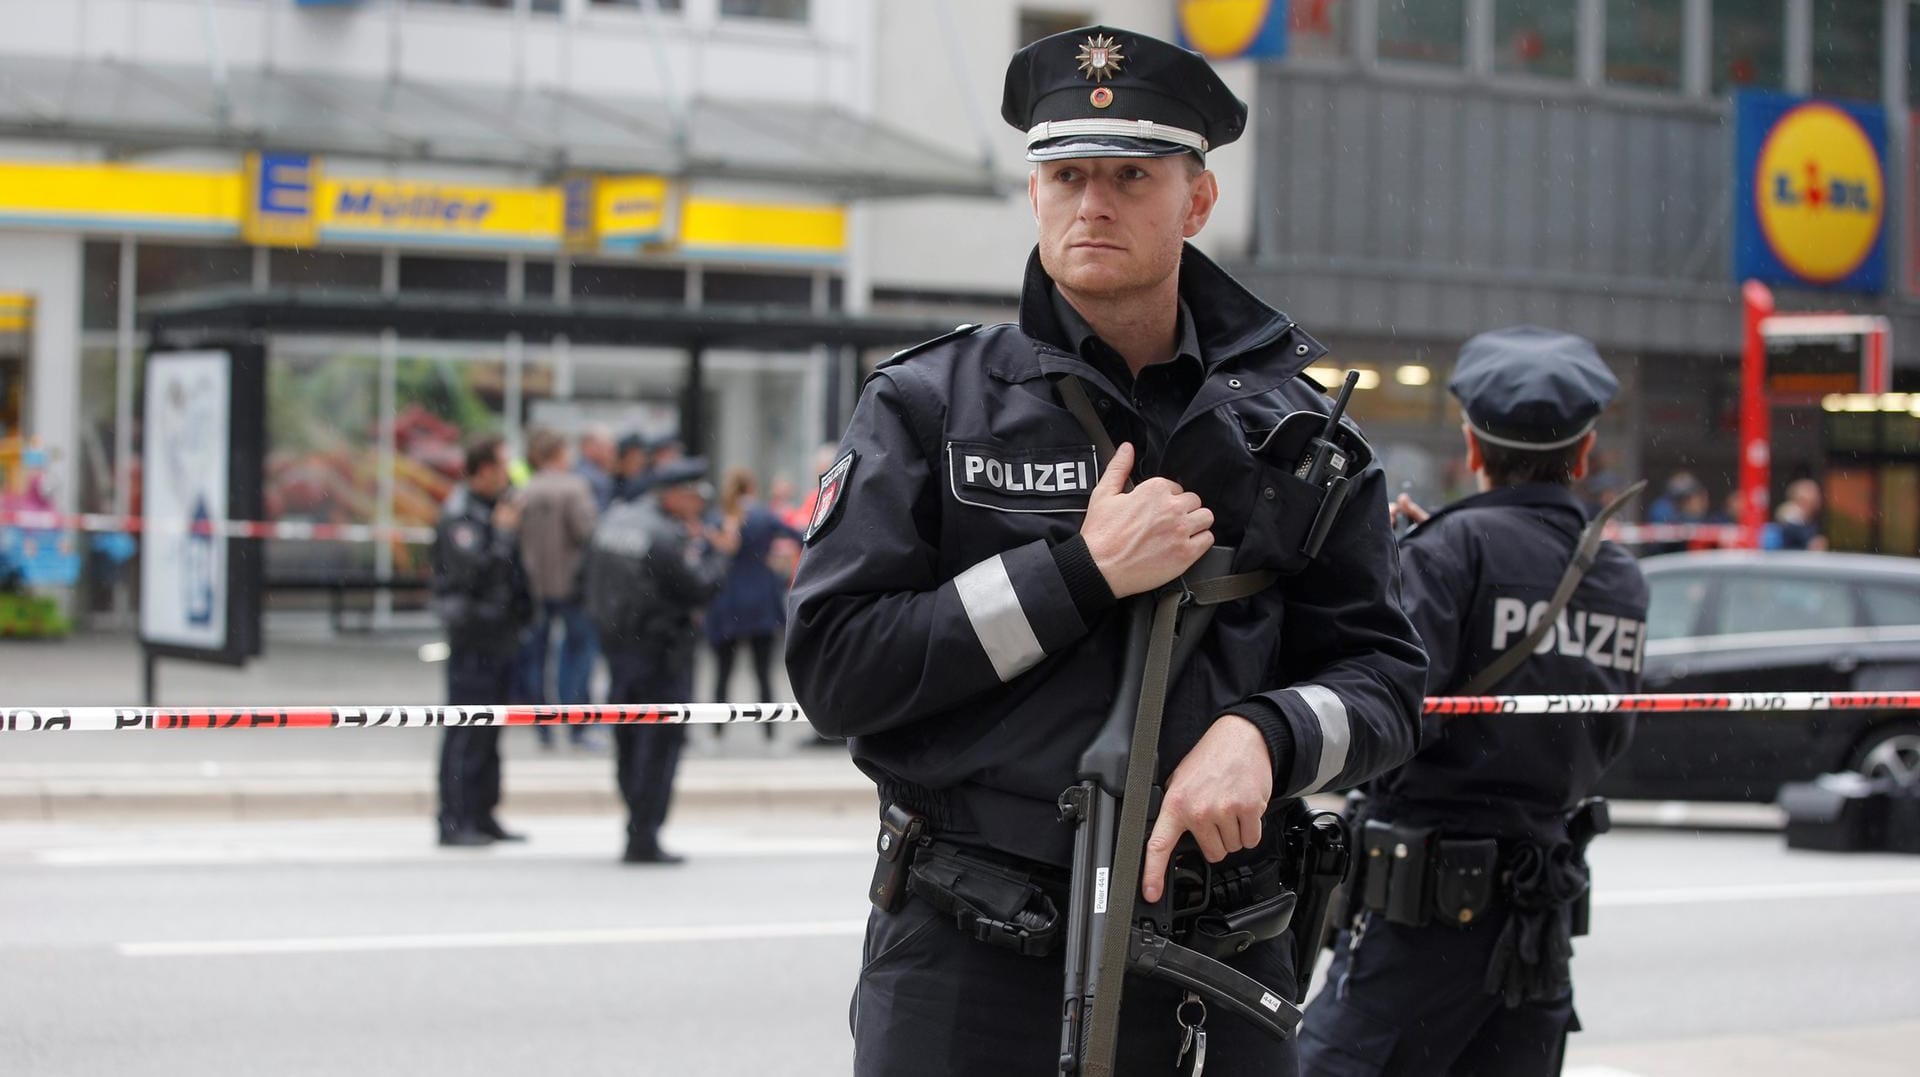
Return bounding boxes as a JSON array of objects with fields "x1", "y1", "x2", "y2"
[
  {"x1": 905, "y1": 841, "x2": 1063, "y2": 957},
  {"x1": 868, "y1": 803, "x2": 925, "y2": 914}
]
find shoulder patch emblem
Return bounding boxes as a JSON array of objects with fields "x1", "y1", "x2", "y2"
[
  {"x1": 804, "y1": 449, "x2": 858, "y2": 545},
  {"x1": 451, "y1": 522, "x2": 479, "y2": 551}
]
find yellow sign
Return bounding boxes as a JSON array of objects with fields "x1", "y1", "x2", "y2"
[
  {"x1": 1754, "y1": 103, "x2": 1886, "y2": 285},
  {"x1": 677, "y1": 201, "x2": 845, "y2": 263},
  {"x1": 316, "y1": 176, "x2": 562, "y2": 249},
  {"x1": 0, "y1": 293, "x2": 31, "y2": 333},
  {"x1": 596, "y1": 175, "x2": 674, "y2": 250},
  {"x1": 0, "y1": 162, "x2": 239, "y2": 236},
  {"x1": 242, "y1": 152, "x2": 321, "y2": 248}
]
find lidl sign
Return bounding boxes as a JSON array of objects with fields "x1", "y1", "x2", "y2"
[
  {"x1": 1735, "y1": 91, "x2": 1887, "y2": 293},
  {"x1": 1175, "y1": 0, "x2": 1288, "y2": 62}
]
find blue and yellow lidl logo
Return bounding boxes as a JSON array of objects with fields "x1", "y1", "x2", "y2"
[
  {"x1": 1735, "y1": 92, "x2": 1887, "y2": 293},
  {"x1": 1176, "y1": 0, "x2": 1288, "y2": 62},
  {"x1": 243, "y1": 152, "x2": 319, "y2": 248}
]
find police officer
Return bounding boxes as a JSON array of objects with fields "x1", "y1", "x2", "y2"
[
  {"x1": 1299, "y1": 327, "x2": 1649, "y2": 1077},
  {"x1": 785, "y1": 26, "x2": 1427, "y2": 1076},
  {"x1": 431, "y1": 434, "x2": 533, "y2": 847},
  {"x1": 583, "y1": 457, "x2": 736, "y2": 865}
]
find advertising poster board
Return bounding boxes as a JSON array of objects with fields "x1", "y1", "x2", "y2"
[{"x1": 138, "y1": 345, "x2": 264, "y2": 666}]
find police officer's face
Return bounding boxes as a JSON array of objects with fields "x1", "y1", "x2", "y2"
[{"x1": 1029, "y1": 155, "x2": 1217, "y2": 300}]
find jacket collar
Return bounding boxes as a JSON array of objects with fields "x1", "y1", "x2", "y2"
[
  {"x1": 1409, "y1": 482, "x2": 1589, "y2": 538},
  {"x1": 997, "y1": 243, "x2": 1320, "y2": 385}
]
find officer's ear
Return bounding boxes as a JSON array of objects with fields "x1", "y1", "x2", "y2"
[
  {"x1": 1570, "y1": 431, "x2": 1597, "y2": 481},
  {"x1": 1028, "y1": 167, "x2": 1040, "y2": 221},
  {"x1": 1182, "y1": 166, "x2": 1218, "y2": 239}
]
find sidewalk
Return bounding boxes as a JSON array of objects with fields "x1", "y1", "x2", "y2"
[{"x1": 0, "y1": 624, "x2": 875, "y2": 822}]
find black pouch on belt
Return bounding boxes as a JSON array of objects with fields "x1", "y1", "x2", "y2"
[
  {"x1": 869, "y1": 804, "x2": 925, "y2": 913},
  {"x1": 1430, "y1": 839, "x2": 1499, "y2": 928},
  {"x1": 907, "y1": 843, "x2": 1063, "y2": 957},
  {"x1": 1384, "y1": 823, "x2": 1437, "y2": 927},
  {"x1": 1360, "y1": 820, "x2": 1395, "y2": 913}
]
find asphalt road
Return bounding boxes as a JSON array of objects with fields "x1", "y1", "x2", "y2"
[{"x1": 2, "y1": 812, "x2": 1917, "y2": 1077}]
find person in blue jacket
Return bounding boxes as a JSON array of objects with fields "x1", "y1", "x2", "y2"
[{"x1": 706, "y1": 466, "x2": 803, "y2": 739}]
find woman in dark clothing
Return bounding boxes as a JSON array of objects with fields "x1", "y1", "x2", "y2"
[{"x1": 707, "y1": 468, "x2": 804, "y2": 738}]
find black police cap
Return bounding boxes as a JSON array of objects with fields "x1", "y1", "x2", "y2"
[
  {"x1": 616, "y1": 433, "x2": 647, "y2": 456},
  {"x1": 1003, "y1": 25, "x2": 1247, "y2": 163},
  {"x1": 1449, "y1": 326, "x2": 1620, "y2": 450},
  {"x1": 647, "y1": 456, "x2": 709, "y2": 490}
]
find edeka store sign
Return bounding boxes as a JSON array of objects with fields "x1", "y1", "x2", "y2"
[
  {"x1": 1175, "y1": 0, "x2": 1288, "y2": 61},
  {"x1": 1735, "y1": 91, "x2": 1888, "y2": 292}
]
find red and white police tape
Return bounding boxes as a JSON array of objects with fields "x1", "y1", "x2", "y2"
[
  {"x1": 0, "y1": 508, "x2": 436, "y2": 545},
  {"x1": 3, "y1": 693, "x2": 1919, "y2": 733}
]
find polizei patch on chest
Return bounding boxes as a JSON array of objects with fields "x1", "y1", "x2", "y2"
[{"x1": 945, "y1": 441, "x2": 1098, "y2": 515}]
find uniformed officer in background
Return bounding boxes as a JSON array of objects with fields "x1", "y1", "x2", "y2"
[
  {"x1": 583, "y1": 457, "x2": 736, "y2": 865},
  {"x1": 431, "y1": 434, "x2": 532, "y2": 847},
  {"x1": 786, "y1": 25, "x2": 1427, "y2": 1076},
  {"x1": 1299, "y1": 327, "x2": 1649, "y2": 1077}
]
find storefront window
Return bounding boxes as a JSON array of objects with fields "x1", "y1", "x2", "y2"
[
  {"x1": 1494, "y1": 0, "x2": 1577, "y2": 80},
  {"x1": 1290, "y1": 0, "x2": 1351, "y2": 60},
  {"x1": 391, "y1": 353, "x2": 505, "y2": 575},
  {"x1": 705, "y1": 270, "x2": 814, "y2": 307},
  {"x1": 264, "y1": 345, "x2": 381, "y2": 576},
  {"x1": 135, "y1": 243, "x2": 252, "y2": 301},
  {"x1": 1713, "y1": 0, "x2": 1784, "y2": 93},
  {"x1": 570, "y1": 263, "x2": 683, "y2": 302},
  {"x1": 78, "y1": 343, "x2": 120, "y2": 515},
  {"x1": 1606, "y1": 0, "x2": 1684, "y2": 90},
  {"x1": 1811, "y1": 0, "x2": 1880, "y2": 102},
  {"x1": 269, "y1": 250, "x2": 383, "y2": 291},
  {"x1": 82, "y1": 240, "x2": 122, "y2": 331},
  {"x1": 398, "y1": 255, "x2": 507, "y2": 295},
  {"x1": 588, "y1": 0, "x2": 684, "y2": 12},
  {"x1": 524, "y1": 260, "x2": 556, "y2": 299},
  {"x1": 1378, "y1": 0, "x2": 1465, "y2": 67},
  {"x1": 719, "y1": 0, "x2": 807, "y2": 22}
]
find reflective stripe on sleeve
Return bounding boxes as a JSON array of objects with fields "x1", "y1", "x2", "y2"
[
  {"x1": 1295, "y1": 684, "x2": 1352, "y2": 793},
  {"x1": 953, "y1": 555, "x2": 1047, "y2": 683}
]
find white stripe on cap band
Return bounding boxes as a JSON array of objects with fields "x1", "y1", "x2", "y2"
[
  {"x1": 1026, "y1": 118, "x2": 1208, "y2": 153},
  {"x1": 954, "y1": 555, "x2": 1047, "y2": 683},
  {"x1": 1465, "y1": 418, "x2": 1598, "y2": 452},
  {"x1": 1296, "y1": 684, "x2": 1352, "y2": 794}
]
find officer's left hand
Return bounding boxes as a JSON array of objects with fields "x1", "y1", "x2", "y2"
[{"x1": 1141, "y1": 715, "x2": 1273, "y2": 903}]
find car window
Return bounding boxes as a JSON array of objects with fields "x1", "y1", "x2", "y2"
[
  {"x1": 1708, "y1": 575, "x2": 1855, "y2": 636},
  {"x1": 1645, "y1": 572, "x2": 1709, "y2": 641},
  {"x1": 1860, "y1": 586, "x2": 1920, "y2": 628}
]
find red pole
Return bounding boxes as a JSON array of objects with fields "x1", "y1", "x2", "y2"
[{"x1": 1738, "y1": 281, "x2": 1774, "y2": 549}]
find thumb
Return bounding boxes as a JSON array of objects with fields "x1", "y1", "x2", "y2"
[{"x1": 1093, "y1": 443, "x2": 1135, "y2": 500}]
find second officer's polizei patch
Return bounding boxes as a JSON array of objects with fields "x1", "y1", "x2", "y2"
[{"x1": 946, "y1": 442, "x2": 1098, "y2": 514}]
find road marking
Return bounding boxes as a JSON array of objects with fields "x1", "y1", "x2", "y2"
[
  {"x1": 119, "y1": 919, "x2": 870, "y2": 958},
  {"x1": 1597, "y1": 877, "x2": 1920, "y2": 907},
  {"x1": 33, "y1": 835, "x2": 870, "y2": 867}
]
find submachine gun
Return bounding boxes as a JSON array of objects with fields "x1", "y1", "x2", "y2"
[{"x1": 1053, "y1": 373, "x2": 1363, "y2": 1076}]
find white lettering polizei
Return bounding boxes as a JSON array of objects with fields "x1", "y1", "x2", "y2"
[{"x1": 1491, "y1": 597, "x2": 1528, "y2": 650}]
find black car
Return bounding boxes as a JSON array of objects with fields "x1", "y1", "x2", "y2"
[{"x1": 1596, "y1": 551, "x2": 1920, "y2": 802}]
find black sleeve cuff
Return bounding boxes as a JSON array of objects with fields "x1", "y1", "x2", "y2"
[
  {"x1": 1224, "y1": 699, "x2": 1294, "y2": 783},
  {"x1": 1051, "y1": 534, "x2": 1118, "y2": 624}
]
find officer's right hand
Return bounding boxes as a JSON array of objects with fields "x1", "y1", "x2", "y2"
[
  {"x1": 493, "y1": 499, "x2": 522, "y2": 532},
  {"x1": 1081, "y1": 443, "x2": 1214, "y2": 598},
  {"x1": 1389, "y1": 493, "x2": 1429, "y2": 527}
]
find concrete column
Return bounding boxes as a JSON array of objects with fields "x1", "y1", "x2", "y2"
[
  {"x1": 1683, "y1": 0, "x2": 1711, "y2": 98},
  {"x1": 1577, "y1": 0, "x2": 1604, "y2": 87},
  {"x1": 1785, "y1": 0, "x2": 1811, "y2": 95},
  {"x1": 0, "y1": 231, "x2": 83, "y2": 514},
  {"x1": 1466, "y1": 0, "x2": 1495, "y2": 77}
]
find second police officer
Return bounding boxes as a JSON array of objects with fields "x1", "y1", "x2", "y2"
[
  {"x1": 786, "y1": 26, "x2": 1428, "y2": 1076},
  {"x1": 1299, "y1": 328, "x2": 1650, "y2": 1077}
]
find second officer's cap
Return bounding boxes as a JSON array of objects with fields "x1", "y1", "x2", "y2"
[
  {"x1": 1449, "y1": 326, "x2": 1620, "y2": 451},
  {"x1": 1003, "y1": 25, "x2": 1248, "y2": 162}
]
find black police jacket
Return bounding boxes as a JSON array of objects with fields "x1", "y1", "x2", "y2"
[
  {"x1": 582, "y1": 494, "x2": 728, "y2": 673},
  {"x1": 431, "y1": 486, "x2": 531, "y2": 655},
  {"x1": 786, "y1": 245, "x2": 1428, "y2": 867},
  {"x1": 1366, "y1": 483, "x2": 1650, "y2": 842}
]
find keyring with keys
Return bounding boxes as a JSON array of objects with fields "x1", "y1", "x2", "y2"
[{"x1": 1175, "y1": 991, "x2": 1208, "y2": 1075}]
